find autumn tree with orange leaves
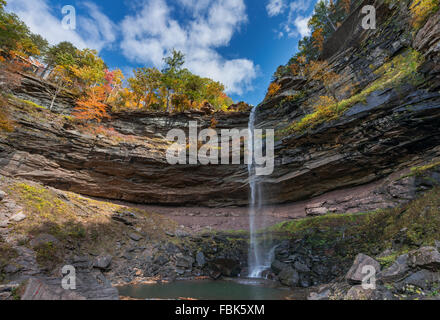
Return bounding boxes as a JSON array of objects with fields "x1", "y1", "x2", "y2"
[
  {"x1": 312, "y1": 27, "x2": 325, "y2": 53},
  {"x1": 305, "y1": 60, "x2": 341, "y2": 100},
  {"x1": 73, "y1": 86, "x2": 109, "y2": 123}
]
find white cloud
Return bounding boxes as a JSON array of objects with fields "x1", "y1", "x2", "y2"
[
  {"x1": 293, "y1": 15, "x2": 312, "y2": 38},
  {"x1": 120, "y1": 0, "x2": 257, "y2": 95},
  {"x1": 288, "y1": 0, "x2": 310, "y2": 13},
  {"x1": 268, "y1": 0, "x2": 316, "y2": 39},
  {"x1": 6, "y1": 0, "x2": 117, "y2": 51},
  {"x1": 266, "y1": 0, "x2": 285, "y2": 17}
]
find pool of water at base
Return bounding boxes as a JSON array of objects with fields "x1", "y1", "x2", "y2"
[{"x1": 117, "y1": 278, "x2": 302, "y2": 300}]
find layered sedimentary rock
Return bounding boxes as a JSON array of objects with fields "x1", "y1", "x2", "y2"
[
  {"x1": 254, "y1": 4, "x2": 440, "y2": 204},
  {"x1": 0, "y1": 3, "x2": 439, "y2": 207}
]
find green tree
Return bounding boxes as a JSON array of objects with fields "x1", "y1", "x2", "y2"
[
  {"x1": 69, "y1": 48, "x2": 106, "y2": 91},
  {"x1": 128, "y1": 67, "x2": 162, "y2": 108},
  {"x1": 29, "y1": 33, "x2": 49, "y2": 58},
  {"x1": 44, "y1": 41, "x2": 79, "y2": 69},
  {"x1": 0, "y1": 10, "x2": 35, "y2": 55},
  {"x1": 162, "y1": 49, "x2": 185, "y2": 111},
  {"x1": 180, "y1": 70, "x2": 206, "y2": 104}
]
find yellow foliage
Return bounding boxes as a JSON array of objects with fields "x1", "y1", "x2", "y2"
[
  {"x1": 73, "y1": 86, "x2": 109, "y2": 123},
  {"x1": 312, "y1": 28, "x2": 324, "y2": 52},
  {"x1": 305, "y1": 60, "x2": 341, "y2": 99},
  {"x1": 267, "y1": 82, "x2": 281, "y2": 98},
  {"x1": 0, "y1": 96, "x2": 14, "y2": 132},
  {"x1": 288, "y1": 49, "x2": 423, "y2": 133},
  {"x1": 410, "y1": 0, "x2": 439, "y2": 29}
]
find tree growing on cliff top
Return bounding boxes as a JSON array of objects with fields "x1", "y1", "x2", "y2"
[
  {"x1": 73, "y1": 86, "x2": 109, "y2": 123},
  {"x1": 162, "y1": 49, "x2": 185, "y2": 112},
  {"x1": 73, "y1": 67, "x2": 123, "y2": 122},
  {"x1": 0, "y1": 8, "x2": 39, "y2": 58},
  {"x1": 47, "y1": 65, "x2": 72, "y2": 110},
  {"x1": 128, "y1": 67, "x2": 162, "y2": 108},
  {"x1": 69, "y1": 49, "x2": 106, "y2": 91},
  {"x1": 43, "y1": 41, "x2": 79, "y2": 70}
]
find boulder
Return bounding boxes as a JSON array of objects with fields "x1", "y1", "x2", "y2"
[
  {"x1": 210, "y1": 258, "x2": 241, "y2": 277},
  {"x1": 345, "y1": 254, "x2": 381, "y2": 284},
  {"x1": 21, "y1": 278, "x2": 86, "y2": 300},
  {"x1": 0, "y1": 190, "x2": 6, "y2": 201},
  {"x1": 397, "y1": 270, "x2": 440, "y2": 291},
  {"x1": 345, "y1": 286, "x2": 376, "y2": 300},
  {"x1": 278, "y1": 267, "x2": 299, "y2": 287},
  {"x1": 308, "y1": 288, "x2": 330, "y2": 300},
  {"x1": 10, "y1": 212, "x2": 26, "y2": 223},
  {"x1": 271, "y1": 260, "x2": 289, "y2": 274},
  {"x1": 93, "y1": 255, "x2": 112, "y2": 270},
  {"x1": 294, "y1": 260, "x2": 311, "y2": 273},
  {"x1": 408, "y1": 247, "x2": 440, "y2": 271},
  {"x1": 111, "y1": 211, "x2": 136, "y2": 226},
  {"x1": 72, "y1": 256, "x2": 92, "y2": 270},
  {"x1": 379, "y1": 254, "x2": 409, "y2": 282},
  {"x1": 299, "y1": 273, "x2": 311, "y2": 288},
  {"x1": 435, "y1": 240, "x2": 440, "y2": 251},
  {"x1": 209, "y1": 270, "x2": 222, "y2": 280},
  {"x1": 153, "y1": 254, "x2": 168, "y2": 266},
  {"x1": 4, "y1": 264, "x2": 22, "y2": 274},
  {"x1": 196, "y1": 252, "x2": 206, "y2": 268},
  {"x1": 128, "y1": 232, "x2": 142, "y2": 242},
  {"x1": 175, "y1": 229, "x2": 190, "y2": 238},
  {"x1": 121, "y1": 251, "x2": 134, "y2": 261},
  {"x1": 175, "y1": 254, "x2": 194, "y2": 270}
]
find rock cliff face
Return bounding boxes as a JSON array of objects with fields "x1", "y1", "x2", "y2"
[
  {"x1": 0, "y1": 2, "x2": 439, "y2": 209},
  {"x1": 0, "y1": 102, "x2": 250, "y2": 207},
  {"x1": 254, "y1": 3, "x2": 440, "y2": 205}
]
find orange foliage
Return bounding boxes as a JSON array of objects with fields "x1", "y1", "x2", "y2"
[
  {"x1": 312, "y1": 28, "x2": 325, "y2": 53},
  {"x1": 410, "y1": 0, "x2": 439, "y2": 29},
  {"x1": 0, "y1": 53, "x2": 28, "y2": 91},
  {"x1": 267, "y1": 82, "x2": 281, "y2": 98},
  {"x1": 210, "y1": 117, "x2": 218, "y2": 129},
  {"x1": 73, "y1": 86, "x2": 109, "y2": 122},
  {"x1": 0, "y1": 96, "x2": 14, "y2": 132},
  {"x1": 305, "y1": 60, "x2": 341, "y2": 99},
  {"x1": 341, "y1": 0, "x2": 351, "y2": 14},
  {"x1": 289, "y1": 63, "x2": 300, "y2": 76}
]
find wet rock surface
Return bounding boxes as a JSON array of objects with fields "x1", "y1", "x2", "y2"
[{"x1": 307, "y1": 246, "x2": 440, "y2": 300}]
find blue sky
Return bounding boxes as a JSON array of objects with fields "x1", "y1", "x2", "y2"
[{"x1": 6, "y1": 0, "x2": 318, "y2": 105}]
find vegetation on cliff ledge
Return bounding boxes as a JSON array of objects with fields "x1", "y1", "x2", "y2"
[
  {"x1": 268, "y1": 186, "x2": 440, "y2": 265},
  {"x1": 279, "y1": 49, "x2": 424, "y2": 135}
]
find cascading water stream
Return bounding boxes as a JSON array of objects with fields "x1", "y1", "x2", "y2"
[{"x1": 247, "y1": 106, "x2": 275, "y2": 278}]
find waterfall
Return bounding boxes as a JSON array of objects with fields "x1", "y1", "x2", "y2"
[{"x1": 247, "y1": 106, "x2": 274, "y2": 278}]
